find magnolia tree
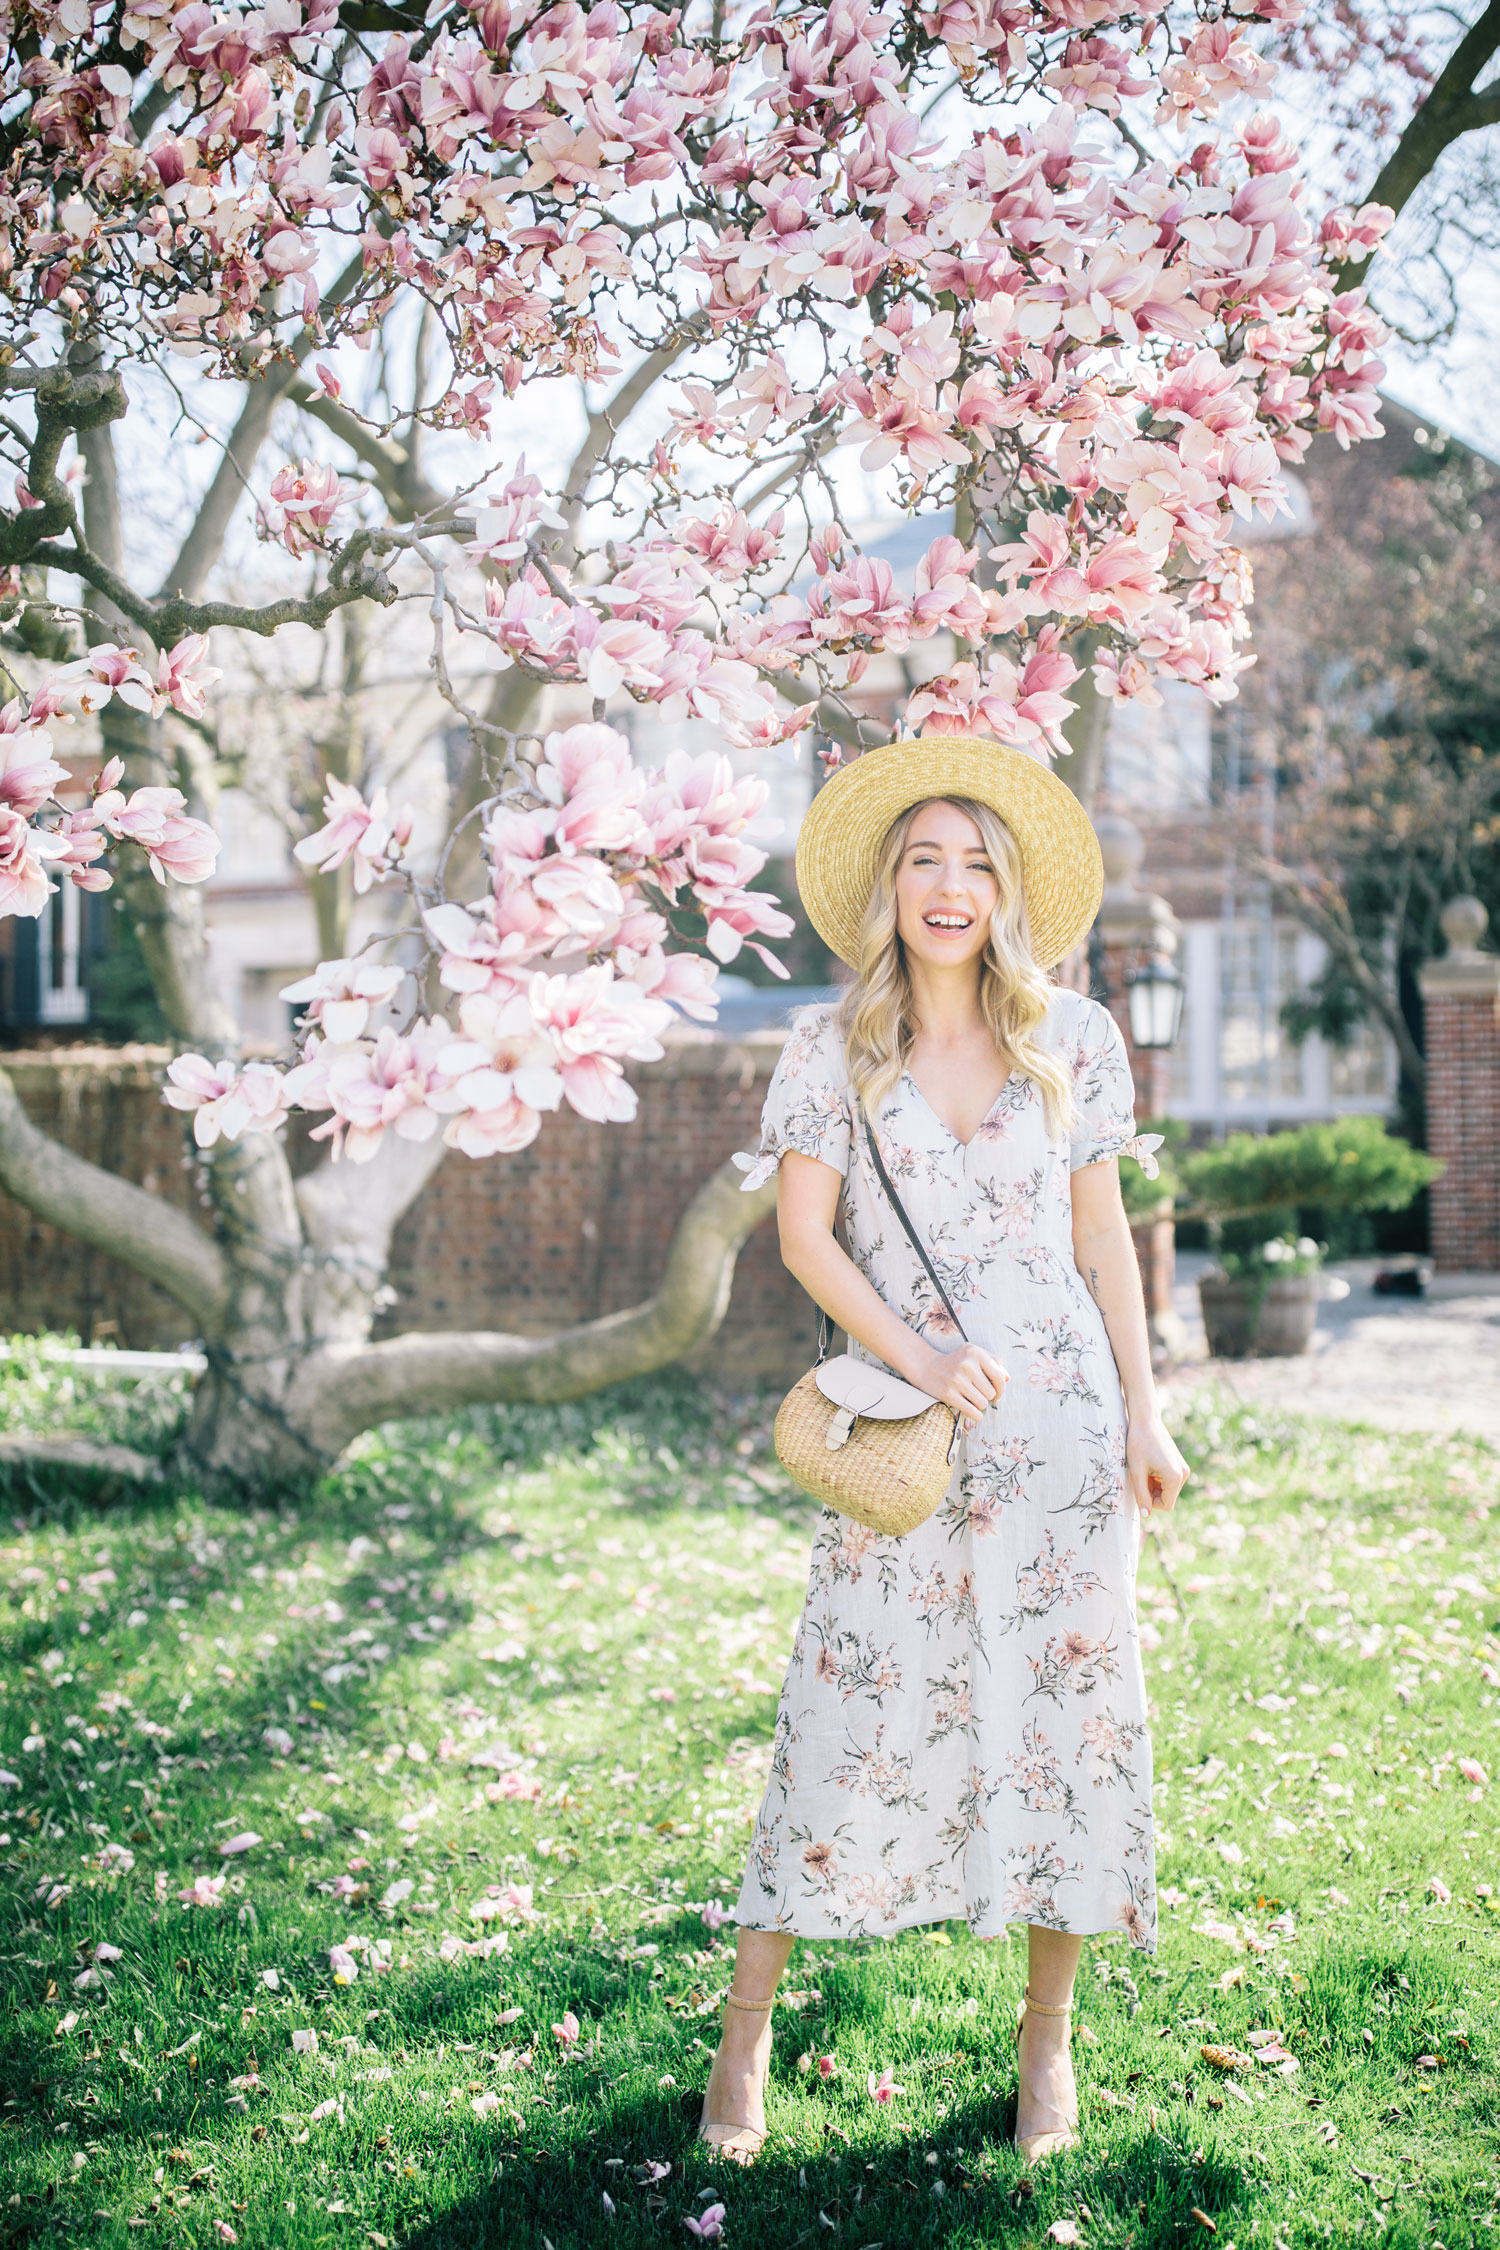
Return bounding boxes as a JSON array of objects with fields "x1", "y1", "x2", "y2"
[{"x1": 0, "y1": 0, "x2": 1392, "y2": 1482}]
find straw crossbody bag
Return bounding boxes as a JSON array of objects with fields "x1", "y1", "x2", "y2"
[{"x1": 773, "y1": 1110, "x2": 971, "y2": 1538}]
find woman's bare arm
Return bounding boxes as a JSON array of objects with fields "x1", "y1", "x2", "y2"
[
  {"x1": 1069, "y1": 1157, "x2": 1189, "y2": 1517},
  {"x1": 777, "y1": 1149, "x2": 1009, "y2": 1426}
]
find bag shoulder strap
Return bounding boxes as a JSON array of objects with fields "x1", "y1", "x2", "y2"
[
  {"x1": 808, "y1": 1076, "x2": 970, "y2": 1364},
  {"x1": 859, "y1": 1106, "x2": 969, "y2": 1345}
]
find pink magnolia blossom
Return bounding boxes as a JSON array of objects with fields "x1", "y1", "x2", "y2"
[
  {"x1": 468, "y1": 1881, "x2": 538, "y2": 1925},
  {"x1": 279, "y1": 957, "x2": 407, "y2": 1043},
  {"x1": 683, "y1": 2204, "x2": 726, "y2": 2243},
  {"x1": 0, "y1": 808, "x2": 66, "y2": 918},
  {"x1": 155, "y1": 634, "x2": 223, "y2": 720},
  {"x1": 261, "y1": 459, "x2": 359, "y2": 556},
  {"x1": 466, "y1": 454, "x2": 566, "y2": 566},
  {"x1": 631, "y1": 946, "x2": 720, "y2": 1022},
  {"x1": 178, "y1": 1872, "x2": 228, "y2": 1908},
  {"x1": 309, "y1": 1019, "x2": 453, "y2": 1162},
  {"x1": 484, "y1": 1771, "x2": 543, "y2": 1802},
  {"x1": 31, "y1": 644, "x2": 154, "y2": 723},
  {"x1": 424, "y1": 898, "x2": 549, "y2": 997},
  {"x1": 163, "y1": 1056, "x2": 291, "y2": 1148},
  {"x1": 51, "y1": 809, "x2": 112, "y2": 893},
  {"x1": 433, "y1": 989, "x2": 565, "y2": 1157},
  {"x1": 13, "y1": 0, "x2": 1395, "y2": 1171},
  {"x1": 529, "y1": 964, "x2": 671, "y2": 1123},
  {"x1": 912, "y1": 535, "x2": 987, "y2": 640},
  {"x1": 553, "y1": 2009, "x2": 581, "y2": 2046},
  {"x1": 0, "y1": 704, "x2": 68, "y2": 817},
  {"x1": 294, "y1": 779, "x2": 412, "y2": 892},
  {"x1": 92, "y1": 784, "x2": 220, "y2": 885},
  {"x1": 867, "y1": 2066, "x2": 904, "y2": 2103}
]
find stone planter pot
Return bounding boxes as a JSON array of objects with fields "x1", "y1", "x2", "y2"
[{"x1": 1198, "y1": 1271, "x2": 1320, "y2": 1359}]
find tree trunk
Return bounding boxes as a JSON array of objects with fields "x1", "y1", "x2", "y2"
[
  {"x1": 4, "y1": 345, "x2": 785, "y2": 1490},
  {"x1": 1053, "y1": 630, "x2": 1110, "y2": 814},
  {"x1": 0, "y1": 1045, "x2": 780, "y2": 1484}
]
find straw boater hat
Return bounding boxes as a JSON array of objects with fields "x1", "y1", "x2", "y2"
[{"x1": 795, "y1": 734, "x2": 1104, "y2": 970}]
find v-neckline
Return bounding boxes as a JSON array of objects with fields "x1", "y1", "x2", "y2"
[{"x1": 901, "y1": 1066, "x2": 1024, "y2": 1152}]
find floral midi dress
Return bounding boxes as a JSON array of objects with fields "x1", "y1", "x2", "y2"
[{"x1": 731, "y1": 988, "x2": 1160, "y2": 1953}]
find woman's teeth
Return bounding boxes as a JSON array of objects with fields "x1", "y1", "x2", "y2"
[{"x1": 925, "y1": 913, "x2": 971, "y2": 929}]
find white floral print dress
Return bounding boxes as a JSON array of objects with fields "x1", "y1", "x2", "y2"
[{"x1": 731, "y1": 988, "x2": 1160, "y2": 1953}]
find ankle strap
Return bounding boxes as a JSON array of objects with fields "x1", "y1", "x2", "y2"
[
  {"x1": 1021, "y1": 1986, "x2": 1073, "y2": 2018},
  {"x1": 723, "y1": 1990, "x2": 775, "y2": 2013}
]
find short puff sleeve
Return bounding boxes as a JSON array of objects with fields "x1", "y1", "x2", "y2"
[
  {"x1": 1067, "y1": 997, "x2": 1154, "y2": 1174},
  {"x1": 733, "y1": 1007, "x2": 852, "y2": 1192}
]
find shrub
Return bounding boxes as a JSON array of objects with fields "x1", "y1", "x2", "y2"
[{"x1": 1181, "y1": 1116, "x2": 1441, "y2": 1227}]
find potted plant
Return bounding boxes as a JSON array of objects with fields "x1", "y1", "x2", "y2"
[{"x1": 1180, "y1": 1118, "x2": 1442, "y2": 1359}]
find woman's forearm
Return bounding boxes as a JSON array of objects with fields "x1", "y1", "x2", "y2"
[
  {"x1": 1072, "y1": 1203, "x2": 1157, "y2": 1419},
  {"x1": 780, "y1": 1221, "x2": 935, "y2": 1388}
]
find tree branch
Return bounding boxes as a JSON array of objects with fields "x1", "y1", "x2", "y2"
[
  {"x1": 161, "y1": 248, "x2": 373, "y2": 607},
  {"x1": 283, "y1": 374, "x2": 441, "y2": 519},
  {"x1": 27, "y1": 529, "x2": 400, "y2": 645},
  {"x1": 288, "y1": 1155, "x2": 779, "y2": 1453},
  {"x1": 0, "y1": 1065, "x2": 230, "y2": 1331},
  {"x1": 556, "y1": 321, "x2": 708, "y2": 543},
  {"x1": 294, "y1": 1126, "x2": 452, "y2": 1343},
  {"x1": 1335, "y1": 0, "x2": 1500, "y2": 288}
]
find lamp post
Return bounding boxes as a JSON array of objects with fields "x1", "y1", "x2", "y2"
[
  {"x1": 1126, "y1": 955, "x2": 1185, "y2": 1053},
  {"x1": 1092, "y1": 811, "x2": 1187, "y2": 1367}
]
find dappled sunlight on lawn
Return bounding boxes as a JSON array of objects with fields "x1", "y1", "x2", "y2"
[{"x1": 0, "y1": 1376, "x2": 1496, "y2": 2247}]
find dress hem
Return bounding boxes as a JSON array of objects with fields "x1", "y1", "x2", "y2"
[{"x1": 733, "y1": 1906, "x2": 1156, "y2": 1955}]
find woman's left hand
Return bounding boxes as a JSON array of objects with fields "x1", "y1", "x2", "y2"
[{"x1": 1125, "y1": 1412, "x2": 1190, "y2": 1523}]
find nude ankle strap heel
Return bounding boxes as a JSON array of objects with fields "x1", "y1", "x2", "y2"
[
  {"x1": 697, "y1": 1992, "x2": 776, "y2": 2164},
  {"x1": 1014, "y1": 1987, "x2": 1080, "y2": 2164}
]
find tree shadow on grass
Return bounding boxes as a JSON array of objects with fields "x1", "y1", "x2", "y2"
[
  {"x1": 0, "y1": 1380, "x2": 804, "y2": 2187},
  {"x1": 394, "y1": 2072, "x2": 1251, "y2": 2250}
]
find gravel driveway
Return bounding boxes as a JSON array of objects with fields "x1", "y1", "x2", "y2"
[{"x1": 1160, "y1": 1251, "x2": 1500, "y2": 1445}]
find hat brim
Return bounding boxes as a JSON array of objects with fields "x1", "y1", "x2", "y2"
[{"x1": 794, "y1": 735, "x2": 1103, "y2": 971}]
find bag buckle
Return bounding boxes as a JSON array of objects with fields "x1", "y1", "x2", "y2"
[
  {"x1": 824, "y1": 1406, "x2": 857, "y2": 1452},
  {"x1": 946, "y1": 1418, "x2": 962, "y2": 1466}
]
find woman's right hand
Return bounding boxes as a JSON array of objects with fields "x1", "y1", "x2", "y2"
[{"x1": 910, "y1": 1340, "x2": 1009, "y2": 1428}]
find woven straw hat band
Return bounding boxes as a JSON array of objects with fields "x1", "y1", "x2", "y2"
[{"x1": 794, "y1": 736, "x2": 1104, "y2": 971}]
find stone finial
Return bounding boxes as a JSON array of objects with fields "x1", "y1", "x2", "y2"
[
  {"x1": 1092, "y1": 811, "x2": 1179, "y2": 956},
  {"x1": 1439, "y1": 894, "x2": 1489, "y2": 958},
  {"x1": 1095, "y1": 811, "x2": 1145, "y2": 899}
]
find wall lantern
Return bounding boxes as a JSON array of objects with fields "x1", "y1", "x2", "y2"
[{"x1": 1126, "y1": 956, "x2": 1185, "y2": 1051}]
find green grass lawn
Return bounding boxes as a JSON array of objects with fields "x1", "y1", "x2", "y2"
[{"x1": 0, "y1": 1351, "x2": 1497, "y2": 2250}]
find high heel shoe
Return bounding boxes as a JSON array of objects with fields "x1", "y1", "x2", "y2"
[
  {"x1": 696, "y1": 1991, "x2": 775, "y2": 2164},
  {"x1": 1013, "y1": 1986, "x2": 1080, "y2": 2164}
]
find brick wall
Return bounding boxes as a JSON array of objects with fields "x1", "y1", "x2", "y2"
[
  {"x1": 0, "y1": 1046, "x2": 203, "y2": 1352},
  {"x1": 376, "y1": 1028, "x2": 817, "y2": 1381},
  {"x1": 0, "y1": 1034, "x2": 820, "y2": 1382}
]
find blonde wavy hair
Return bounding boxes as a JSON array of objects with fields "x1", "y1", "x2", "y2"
[{"x1": 836, "y1": 796, "x2": 1075, "y2": 1140}]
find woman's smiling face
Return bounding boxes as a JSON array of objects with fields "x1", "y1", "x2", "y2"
[{"x1": 892, "y1": 799, "x2": 999, "y2": 972}]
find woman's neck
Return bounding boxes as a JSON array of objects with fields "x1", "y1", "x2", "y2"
[{"x1": 906, "y1": 956, "x2": 988, "y2": 1047}]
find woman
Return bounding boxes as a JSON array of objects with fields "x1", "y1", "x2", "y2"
[{"x1": 701, "y1": 734, "x2": 1190, "y2": 2166}]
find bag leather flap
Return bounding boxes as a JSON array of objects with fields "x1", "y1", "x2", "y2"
[{"x1": 813, "y1": 1356, "x2": 938, "y2": 1422}]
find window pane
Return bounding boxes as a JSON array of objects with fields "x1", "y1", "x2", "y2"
[{"x1": 1219, "y1": 918, "x2": 1305, "y2": 1105}]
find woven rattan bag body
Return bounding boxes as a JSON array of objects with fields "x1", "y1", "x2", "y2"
[
  {"x1": 773, "y1": 1355, "x2": 961, "y2": 1536},
  {"x1": 772, "y1": 1106, "x2": 968, "y2": 1539}
]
